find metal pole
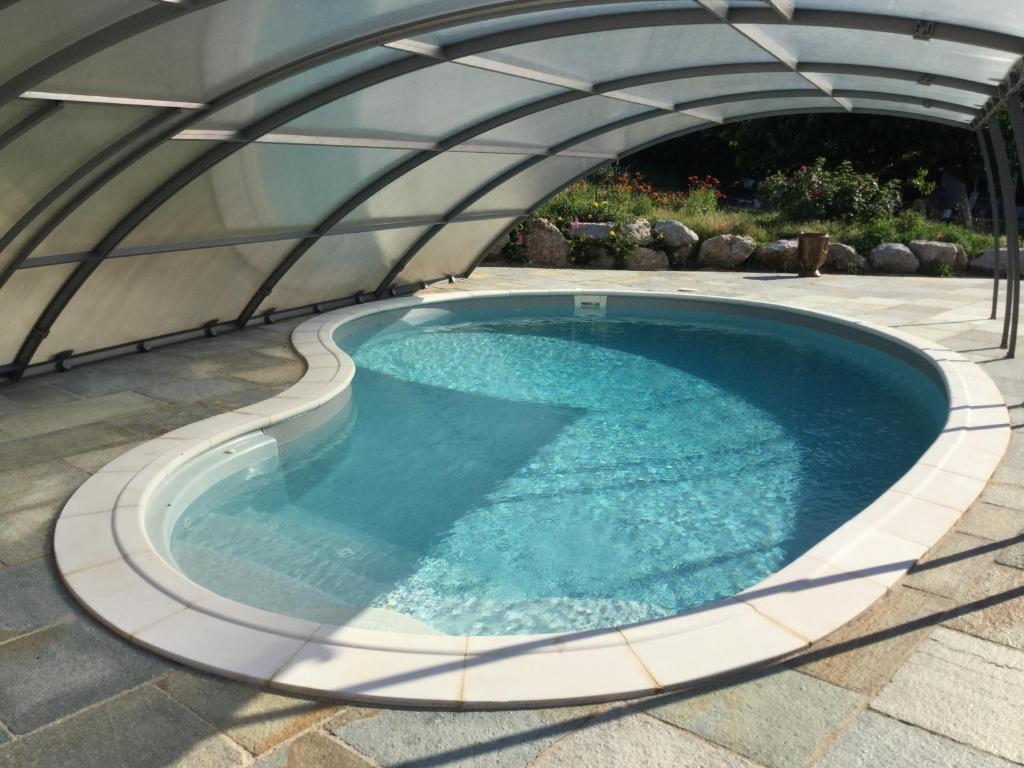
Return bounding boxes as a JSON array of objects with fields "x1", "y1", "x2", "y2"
[
  {"x1": 1004, "y1": 98, "x2": 1024, "y2": 358},
  {"x1": 977, "y1": 128, "x2": 1002, "y2": 319},
  {"x1": 989, "y1": 119, "x2": 1019, "y2": 355}
]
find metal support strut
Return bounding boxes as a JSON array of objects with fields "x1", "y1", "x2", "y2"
[
  {"x1": 988, "y1": 119, "x2": 1020, "y2": 357},
  {"x1": 1004, "y1": 97, "x2": 1024, "y2": 359},
  {"x1": 977, "y1": 128, "x2": 1002, "y2": 320}
]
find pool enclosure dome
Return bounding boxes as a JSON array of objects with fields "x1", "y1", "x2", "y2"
[{"x1": 1, "y1": 0, "x2": 1023, "y2": 377}]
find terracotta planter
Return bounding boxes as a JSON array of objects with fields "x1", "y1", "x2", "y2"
[{"x1": 798, "y1": 233, "x2": 831, "y2": 277}]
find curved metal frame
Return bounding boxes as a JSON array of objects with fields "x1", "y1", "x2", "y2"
[
  {"x1": 0, "y1": 1, "x2": 228, "y2": 108},
  {"x1": 1004, "y1": 97, "x2": 1024, "y2": 358},
  {"x1": 977, "y1": 128, "x2": 1002, "y2": 320},
  {"x1": 237, "y1": 63, "x2": 981, "y2": 323},
  {"x1": 988, "y1": 119, "x2": 1020, "y2": 355},
  {"x1": 3, "y1": 2, "x2": 1021, "y2": 375}
]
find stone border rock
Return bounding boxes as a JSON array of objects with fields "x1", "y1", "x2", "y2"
[{"x1": 54, "y1": 290, "x2": 1009, "y2": 708}]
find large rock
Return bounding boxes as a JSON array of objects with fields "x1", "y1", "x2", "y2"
[
  {"x1": 654, "y1": 220, "x2": 698, "y2": 250},
  {"x1": 909, "y1": 240, "x2": 959, "y2": 269},
  {"x1": 523, "y1": 218, "x2": 569, "y2": 268},
  {"x1": 698, "y1": 234, "x2": 756, "y2": 268},
  {"x1": 755, "y1": 239, "x2": 799, "y2": 270},
  {"x1": 970, "y1": 248, "x2": 1010, "y2": 276},
  {"x1": 623, "y1": 246, "x2": 669, "y2": 271},
  {"x1": 870, "y1": 243, "x2": 919, "y2": 274},
  {"x1": 954, "y1": 244, "x2": 968, "y2": 272},
  {"x1": 826, "y1": 243, "x2": 867, "y2": 273},
  {"x1": 622, "y1": 218, "x2": 653, "y2": 244},
  {"x1": 575, "y1": 221, "x2": 614, "y2": 240},
  {"x1": 583, "y1": 245, "x2": 616, "y2": 269}
]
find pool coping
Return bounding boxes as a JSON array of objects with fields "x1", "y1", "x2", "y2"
[{"x1": 53, "y1": 289, "x2": 1011, "y2": 708}]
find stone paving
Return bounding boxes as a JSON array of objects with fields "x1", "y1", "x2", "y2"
[{"x1": 0, "y1": 266, "x2": 1023, "y2": 767}]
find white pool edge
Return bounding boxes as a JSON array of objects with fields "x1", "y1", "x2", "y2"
[{"x1": 54, "y1": 289, "x2": 1010, "y2": 708}]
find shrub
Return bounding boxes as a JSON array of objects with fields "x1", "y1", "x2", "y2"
[{"x1": 760, "y1": 159, "x2": 902, "y2": 222}]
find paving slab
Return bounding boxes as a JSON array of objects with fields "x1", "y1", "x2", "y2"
[
  {"x1": 0, "y1": 559, "x2": 76, "y2": 642},
  {"x1": 815, "y1": 710, "x2": 1018, "y2": 768},
  {"x1": 233, "y1": 362, "x2": 305, "y2": 387},
  {"x1": 331, "y1": 707, "x2": 596, "y2": 768},
  {"x1": 956, "y1": 502, "x2": 1024, "y2": 542},
  {"x1": 530, "y1": 706, "x2": 763, "y2": 768},
  {"x1": 634, "y1": 670, "x2": 865, "y2": 768},
  {"x1": 0, "y1": 619, "x2": 170, "y2": 733},
  {"x1": 0, "y1": 460, "x2": 87, "y2": 514},
  {"x1": 795, "y1": 586, "x2": 954, "y2": 696},
  {"x1": 64, "y1": 441, "x2": 143, "y2": 473},
  {"x1": 902, "y1": 532, "x2": 997, "y2": 600},
  {"x1": 254, "y1": 732, "x2": 374, "y2": 768},
  {"x1": 0, "y1": 685, "x2": 243, "y2": 768},
  {"x1": 137, "y1": 377, "x2": 255, "y2": 405},
  {"x1": 111, "y1": 401, "x2": 226, "y2": 436},
  {"x1": 0, "y1": 422, "x2": 139, "y2": 471},
  {"x1": 944, "y1": 563, "x2": 1024, "y2": 650},
  {"x1": 996, "y1": 537, "x2": 1024, "y2": 569},
  {"x1": 979, "y1": 482, "x2": 1024, "y2": 511},
  {"x1": 47, "y1": 366, "x2": 171, "y2": 398},
  {"x1": 0, "y1": 392, "x2": 162, "y2": 438},
  {"x1": 871, "y1": 627, "x2": 1024, "y2": 763},
  {"x1": 0, "y1": 384, "x2": 77, "y2": 409},
  {"x1": 0, "y1": 505, "x2": 55, "y2": 565},
  {"x1": 159, "y1": 669, "x2": 337, "y2": 756}
]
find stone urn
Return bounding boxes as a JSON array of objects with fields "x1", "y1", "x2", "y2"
[{"x1": 798, "y1": 232, "x2": 831, "y2": 277}]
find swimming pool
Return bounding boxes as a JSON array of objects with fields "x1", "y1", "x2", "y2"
[
  {"x1": 56, "y1": 290, "x2": 1009, "y2": 706},
  {"x1": 169, "y1": 298, "x2": 945, "y2": 636}
]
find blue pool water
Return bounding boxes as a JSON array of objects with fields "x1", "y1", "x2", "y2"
[{"x1": 169, "y1": 301, "x2": 947, "y2": 635}]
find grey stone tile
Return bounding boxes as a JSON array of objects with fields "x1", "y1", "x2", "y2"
[
  {"x1": 944, "y1": 563, "x2": 1024, "y2": 650},
  {"x1": 0, "y1": 619, "x2": 170, "y2": 733},
  {"x1": 0, "y1": 560, "x2": 75, "y2": 642},
  {"x1": 0, "y1": 460, "x2": 87, "y2": 515},
  {"x1": 47, "y1": 366, "x2": 172, "y2": 398},
  {"x1": 0, "y1": 422, "x2": 140, "y2": 471},
  {"x1": 531, "y1": 706, "x2": 761, "y2": 768},
  {"x1": 815, "y1": 711, "x2": 1017, "y2": 768},
  {"x1": 903, "y1": 532, "x2": 996, "y2": 600},
  {"x1": 137, "y1": 377, "x2": 252, "y2": 405},
  {"x1": 233, "y1": 362, "x2": 305, "y2": 387},
  {"x1": 0, "y1": 396, "x2": 20, "y2": 417},
  {"x1": 996, "y1": 538, "x2": 1024, "y2": 569},
  {"x1": 980, "y1": 482, "x2": 1024, "y2": 511},
  {"x1": 0, "y1": 392, "x2": 162, "y2": 438},
  {"x1": 255, "y1": 733, "x2": 373, "y2": 768},
  {"x1": 159, "y1": 669, "x2": 336, "y2": 756},
  {"x1": 634, "y1": 670, "x2": 865, "y2": 768},
  {"x1": 956, "y1": 502, "x2": 1024, "y2": 542},
  {"x1": 111, "y1": 402, "x2": 225, "y2": 437},
  {"x1": 332, "y1": 706, "x2": 596, "y2": 768},
  {"x1": 64, "y1": 441, "x2": 143, "y2": 473},
  {"x1": 0, "y1": 384, "x2": 78, "y2": 409},
  {"x1": 872, "y1": 627, "x2": 1024, "y2": 763},
  {"x1": 207, "y1": 386, "x2": 279, "y2": 410},
  {"x1": 795, "y1": 586, "x2": 954, "y2": 696},
  {"x1": 0, "y1": 685, "x2": 243, "y2": 768},
  {"x1": 0, "y1": 506, "x2": 56, "y2": 566}
]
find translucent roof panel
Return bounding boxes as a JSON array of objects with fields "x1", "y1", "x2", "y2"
[
  {"x1": 395, "y1": 216, "x2": 520, "y2": 285},
  {"x1": 739, "y1": 24, "x2": 1019, "y2": 86},
  {"x1": 472, "y1": 97, "x2": 652, "y2": 152},
  {"x1": 281, "y1": 63, "x2": 568, "y2": 144},
  {"x1": 618, "y1": 71, "x2": 812, "y2": 108},
  {"x1": 37, "y1": 240, "x2": 298, "y2": 362},
  {"x1": 455, "y1": 26, "x2": 776, "y2": 87},
  {"x1": 2, "y1": 0, "x2": 1022, "y2": 371},
  {"x1": 259, "y1": 226, "x2": 434, "y2": 313},
  {"x1": 121, "y1": 145, "x2": 416, "y2": 250},
  {"x1": 0, "y1": 0, "x2": 145, "y2": 84},
  {"x1": 798, "y1": 0, "x2": 1024, "y2": 41}
]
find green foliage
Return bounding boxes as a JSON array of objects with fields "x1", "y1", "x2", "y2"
[
  {"x1": 535, "y1": 179, "x2": 654, "y2": 227},
  {"x1": 759, "y1": 159, "x2": 902, "y2": 222},
  {"x1": 910, "y1": 167, "x2": 936, "y2": 198}
]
